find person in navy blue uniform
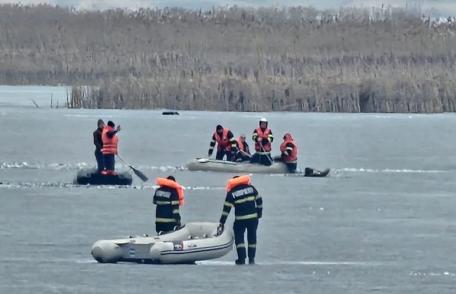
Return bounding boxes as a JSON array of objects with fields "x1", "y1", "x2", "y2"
[{"x1": 218, "y1": 175, "x2": 262, "y2": 265}]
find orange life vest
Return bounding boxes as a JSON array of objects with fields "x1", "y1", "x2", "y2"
[
  {"x1": 236, "y1": 138, "x2": 247, "y2": 153},
  {"x1": 226, "y1": 175, "x2": 251, "y2": 192},
  {"x1": 280, "y1": 133, "x2": 298, "y2": 163},
  {"x1": 156, "y1": 177, "x2": 185, "y2": 207},
  {"x1": 254, "y1": 127, "x2": 272, "y2": 152},
  {"x1": 101, "y1": 126, "x2": 119, "y2": 155},
  {"x1": 214, "y1": 128, "x2": 231, "y2": 151}
]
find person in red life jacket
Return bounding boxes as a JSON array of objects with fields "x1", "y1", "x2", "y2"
[
  {"x1": 93, "y1": 119, "x2": 105, "y2": 173},
  {"x1": 234, "y1": 134, "x2": 251, "y2": 162},
  {"x1": 208, "y1": 125, "x2": 238, "y2": 161},
  {"x1": 101, "y1": 120, "x2": 121, "y2": 175},
  {"x1": 250, "y1": 118, "x2": 273, "y2": 166},
  {"x1": 153, "y1": 176, "x2": 184, "y2": 234},
  {"x1": 217, "y1": 175, "x2": 262, "y2": 265},
  {"x1": 280, "y1": 133, "x2": 298, "y2": 173}
]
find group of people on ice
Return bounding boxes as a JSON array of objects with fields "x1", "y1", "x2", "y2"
[
  {"x1": 208, "y1": 117, "x2": 298, "y2": 172},
  {"x1": 89, "y1": 116, "x2": 296, "y2": 265}
]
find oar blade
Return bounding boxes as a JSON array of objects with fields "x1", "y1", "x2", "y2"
[{"x1": 130, "y1": 166, "x2": 149, "y2": 182}]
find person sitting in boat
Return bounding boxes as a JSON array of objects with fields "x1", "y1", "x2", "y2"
[
  {"x1": 250, "y1": 118, "x2": 273, "y2": 166},
  {"x1": 234, "y1": 134, "x2": 251, "y2": 162},
  {"x1": 208, "y1": 125, "x2": 238, "y2": 161},
  {"x1": 93, "y1": 119, "x2": 105, "y2": 173},
  {"x1": 101, "y1": 121, "x2": 121, "y2": 175},
  {"x1": 217, "y1": 175, "x2": 262, "y2": 265},
  {"x1": 153, "y1": 176, "x2": 184, "y2": 234},
  {"x1": 279, "y1": 133, "x2": 298, "y2": 173}
]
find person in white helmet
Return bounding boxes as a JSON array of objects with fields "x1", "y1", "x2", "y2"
[{"x1": 250, "y1": 118, "x2": 273, "y2": 166}]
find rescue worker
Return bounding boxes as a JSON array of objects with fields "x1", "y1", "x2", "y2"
[
  {"x1": 250, "y1": 118, "x2": 273, "y2": 166},
  {"x1": 217, "y1": 175, "x2": 262, "y2": 265},
  {"x1": 279, "y1": 133, "x2": 298, "y2": 173},
  {"x1": 93, "y1": 119, "x2": 105, "y2": 173},
  {"x1": 234, "y1": 134, "x2": 251, "y2": 162},
  {"x1": 208, "y1": 125, "x2": 238, "y2": 161},
  {"x1": 101, "y1": 120, "x2": 120, "y2": 175},
  {"x1": 153, "y1": 176, "x2": 184, "y2": 234}
]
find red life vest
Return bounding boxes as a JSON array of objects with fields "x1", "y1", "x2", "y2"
[
  {"x1": 101, "y1": 126, "x2": 119, "y2": 155},
  {"x1": 156, "y1": 177, "x2": 185, "y2": 207},
  {"x1": 214, "y1": 128, "x2": 231, "y2": 151},
  {"x1": 254, "y1": 127, "x2": 272, "y2": 152},
  {"x1": 226, "y1": 175, "x2": 251, "y2": 192},
  {"x1": 280, "y1": 133, "x2": 298, "y2": 163}
]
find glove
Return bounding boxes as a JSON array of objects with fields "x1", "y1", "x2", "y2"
[
  {"x1": 216, "y1": 223, "x2": 224, "y2": 236},
  {"x1": 256, "y1": 137, "x2": 262, "y2": 142},
  {"x1": 257, "y1": 209, "x2": 262, "y2": 219},
  {"x1": 208, "y1": 149, "x2": 213, "y2": 157}
]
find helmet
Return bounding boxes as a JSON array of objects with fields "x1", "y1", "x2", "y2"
[{"x1": 259, "y1": 117, "x2": 268, "y2": 123}]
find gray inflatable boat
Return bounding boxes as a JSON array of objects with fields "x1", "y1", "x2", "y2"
[
  {"x1": 186, "y1": 158, "x2": 289, "y2": 173},
  {"x1": 186, "y1": 158, "x2": 330, "y2": 177},
  {"x1": 91, "y1": 222, "x2": 233, "y2": 264}
]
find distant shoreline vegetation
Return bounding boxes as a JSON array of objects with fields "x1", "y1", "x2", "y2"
[{"x1": 1, "y1": 4, "x2": 456, "y2": 112}]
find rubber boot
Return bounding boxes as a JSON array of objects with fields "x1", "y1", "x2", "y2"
[
  {"x1": 236, "y1": 247, "x2": 246, "y2": 265},
  {"x1": 235, "y1": 259, "x2": 245, "y2": 265}
]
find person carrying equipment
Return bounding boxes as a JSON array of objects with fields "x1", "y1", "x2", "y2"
[
  {"x1": 208, "y1": 125, "x2": 237, "y2": 161},
  {"x1": 250, "y1": 118, "x2": 273, "y2": 166},
  {"x1": 93, "y1": 119, "x2": 105, "y2": 173},
  {"x1": 279, "y1": 133, "x2": 298, "y2": 173},
  {"x1": 101, "y1": 120, "x2": 120, "y2": 175},
  {"x1": 234, "y1": 134, "x2": 251, "y2": 162},
  {"x1": 217, "y1": 175, "x2": 262, "y2": 265},
  {"x1": 153, "y1": 176, "x2": 184, "y2": 234}
]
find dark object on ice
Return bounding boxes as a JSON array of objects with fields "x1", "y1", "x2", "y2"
[
  {"x1": 75, "y1": 168, "x2": 132, "y2": 185},
  {"x1": 162, "y1": 111, "x2": 179, "y2": 115},
  {"x1": 304, "y1": 167, "x2": 330, "y2": 177}
]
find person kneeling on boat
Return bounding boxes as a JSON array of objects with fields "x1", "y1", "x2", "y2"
[
  {"x1": 250, "y1": 118, "x2": 273, "y2": 166},
  {"x1": 218, "y1": 175, "x2": 262, "y2": 265},
  {"x1": 93, "y1": 119, "x2": 105, "y2": 173},
  {"x1": 234, "y1": 134, "x2": 251, "y2": 162},
  {"x1": 208, "y1": 125, "x2": 238, "y2": 161},
  {"x1": 153, "y1": 176, "x2": 185, "y2": 234},
  {"x1": 279, "y1": 133, "x2": 298, "y2": 173},
  {"x1": 101, "y1": 121, "x2": 121, "y2": 175}
]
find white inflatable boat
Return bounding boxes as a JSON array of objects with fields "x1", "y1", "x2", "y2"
[
  {"x1": 91, "y1": 222, "x2": 233, "y2": 264},
  {"x1": 186, "y1": 158, "x2": 289, "y2": 173},
  {"x1": 186, "y1": 158, "x2": 330, "y2": 177}
]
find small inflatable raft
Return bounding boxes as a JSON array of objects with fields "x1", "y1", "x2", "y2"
[
  {"x1": 187, "y1": 158, "x2": 289, "y2": 173},
  {"x1": 74, "y1": 168, "x2": 132, "y2": 185},
  {"x1": 91, "y1": 222, "x2": 234, "y2": 264},
  {"x1": 186, "y1": 158, "x2": 330, "y2": 177}
]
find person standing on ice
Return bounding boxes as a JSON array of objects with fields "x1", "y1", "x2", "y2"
[
  {"x1": 93, "y1": 119, "x2": 105, "y2": 173},
  {"x1": 101, "y1": 120, "x2": 120, "y2": 175},
  {"x1": 153, "y1": 176, "x2": 184, "y2": 234},
  {"x1": 217, "y1": 175, "x2": 262, "y2": 265}
]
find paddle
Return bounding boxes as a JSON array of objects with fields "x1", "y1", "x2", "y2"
[
  {"x1": 258, "y1": 141, "x2": 273, "y2": 165},
  {"x1": 116, "y1": 155, "x2": 149, "y2": 182}
]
